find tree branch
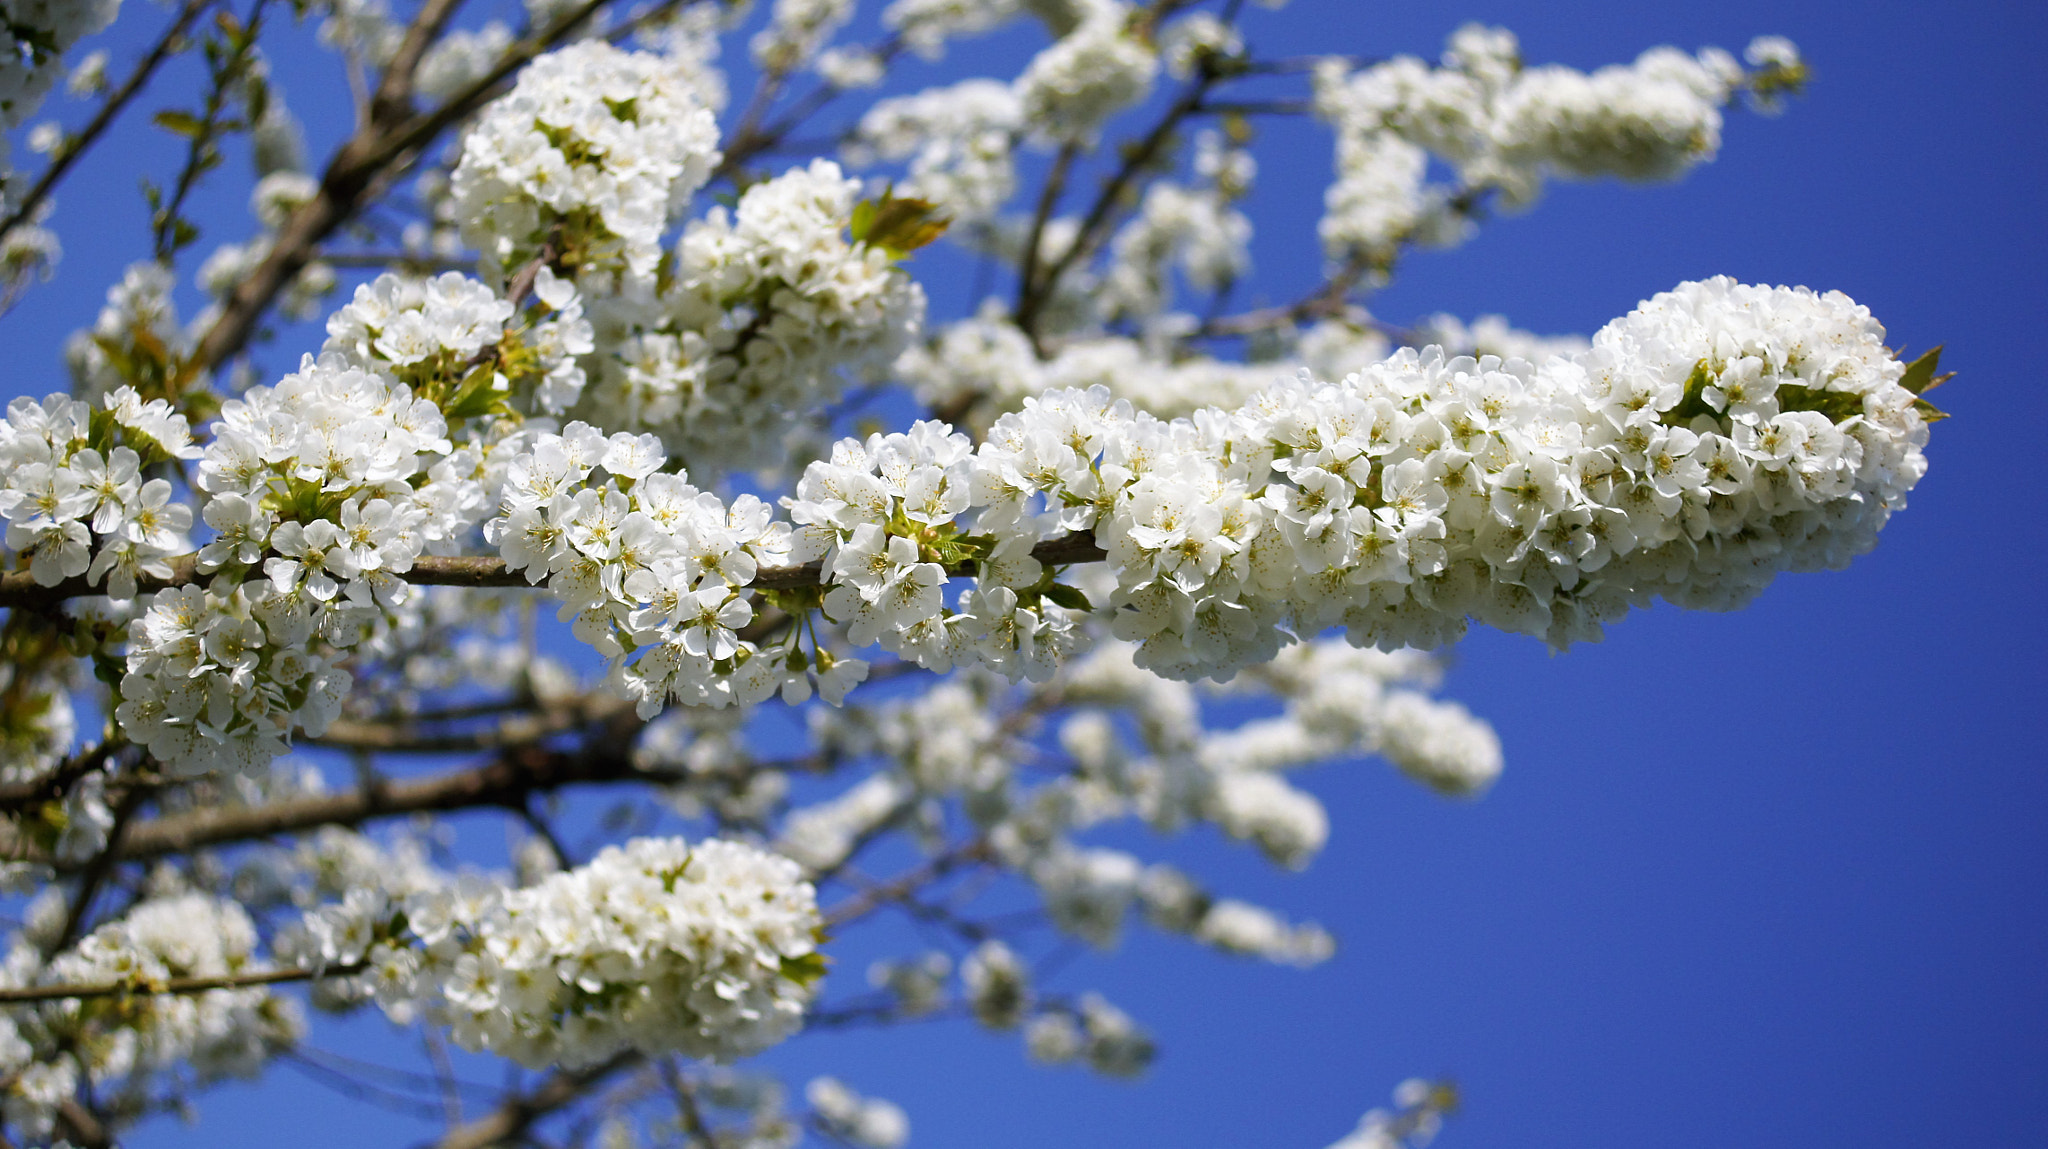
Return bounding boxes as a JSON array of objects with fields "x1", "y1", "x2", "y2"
[
  {"x1": 186, "y1": 0, "x2": 616, "y2": 373},
  {"x1": 821, "y1": 839, "x2": 991, "y2": 929},
  {"x1": 0, "y1": 961, "x2": 360, "y2": 1006},
  {"x1": 0, "y1": 0, "x2": 213, "y2": 243},
  {"x1": 0, "y1": 532, "x2": 1110, "y2": 610},
  {"x1": 425, "y1": 1052, "x2": 639, "y2": 1149},
  {"x1": 1013, "y1": 62, "x2": 1234, "y2": 340}
]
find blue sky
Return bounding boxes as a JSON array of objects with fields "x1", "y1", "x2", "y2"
[{"x1": 8, "y1": 0, "x2": 2046, "y2": 1146}]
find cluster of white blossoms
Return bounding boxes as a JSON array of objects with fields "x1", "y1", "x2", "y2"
[
  {"x1": 1015, "y1": 2, "x2": 1159, "y2": 144},
  {"x1": 900, "y1": 307, "x2": 1299, "y2": 420},
  {"x1": 0, "y1": 892, "x2": 301, "y2": 1144},
  {"x1": 577, "y1": 159, "x2": 927, "y2": 474},
  {"x1": 775, "y1": 772, "x2": 912, "y2": 871},
  {"x1": 901, "y1": 305, "x2": 1586, "y2": 425},
  {"x1": 195, "y1": 172, "x2": 337, "y2": 325},
  {"x1": 113, "y1": 352, "x2": 493, "y2": 775},
  {"x1": 1097, "y1": 181, "x2": 1252, "y2": 323},
  {"x1": 415, "y1": 19, "x2": 515, "y2": 102},
  {"x1": 0, "y1": 385, "x2": 198, "y2": 596},
  {"x1": 806, "y1": 1077, "x2": 910, "y2": 1149},
  {"x1": 450, "y1": 40, "x2": 722, "y2": 282},
  {"x1": 1313, "y1": 25, "x2": 1804, "y2": 258},
  {"x1": 62, "y1": 261, "x2": 195, "y2": 402},
  {"x1": 284, "y1": 836, "x2": 824, "y2": 1067},
  {"x1": 953, "y1": 277, "x2": 1926, "y2": 676},
  {"x1": 485, "y1": 421, "x2": 805, "y2": 713},
  {"x1": 751, "y1": 0, "x2": 854, "y2": 76},
  {"x1": 1022, "y1": 991, "x2": 1155, "y2": 1077},
  {"x1": 848, "y1": 79, "x2": 1024, "y2": 224},
  {"x1": 784, "y1": 637, "x2": 1467, "y2": 978},
  {"x1": 1326, "y1": 1078, "x2": 1458, "y2": 1149},
  {"x1": 786, "y1": 420, "x2": 1090, "y2": 682},
  {"x1": 322, "y1": 269, "x2": 594, "y2": 415},
  {"x1": 1192, "y1": 899, "x2": 1337, "y2": 966},
  {"x1": 961, "y1": 938, "x2": 1030, "y2": 1027},
  {"x1": 883, "y1": 0, "x2": 1020, "y2": 60},
  {"x1": 0, "y1": 0, "x2": 122, "y2": 212},
  {"x1": 1410, "y1": 311, "x2": 1589, "y2": 365}
]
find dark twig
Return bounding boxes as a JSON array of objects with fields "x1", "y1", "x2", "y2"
[{"x1": 0, "y1": 0, "x2": 214, "y2": 242}]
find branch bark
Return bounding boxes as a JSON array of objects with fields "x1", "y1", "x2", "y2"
[
  {"x1": 426, "y1": 1052, "x2": 639, "y2": 1149},
  {"x1": 0, "y1": 0, "x2": 213, "y2": 243},
  {"x1": 186, "y1": 0, "x2": 614, "y2": 373},
  {"x1": 0, "y1": 961, "x2": 360, "y2": 1005},
  {"x1": 0, "y1": 532, "x2": 1110, "y2": 610}
]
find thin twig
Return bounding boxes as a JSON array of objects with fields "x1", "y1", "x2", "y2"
[
  {"x1": 821, "y1": 840, "x2": 990, "y2": 929},
  {"x1": 1013, "y1": 142, "x2": 1080, "y2": 350},
  {"x1": 1015, "y1": 63, "x2": 1234, "y2": 340},
  {"x1": 0, "y1": 961, "x2": 361, "y2": 1005},
  {"x1": 426, "y1": 1051, "x2": 639, "y2": 1149},
  {"x1": 0, "y1": 0, "x2": 214, "y2": 242},
  {"x1": 0, "y1": 531, "x2": 1110, "y2": 609}
]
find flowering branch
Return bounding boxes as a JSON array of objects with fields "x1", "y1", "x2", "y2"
[
  {"x1": 0, "y1": 962, "x2": 361, "y2": 1006},
  {"x1": 0, "y1": 0, "x2": 214, "y2": 244},
  {"x1": 188, "y1": 0, "x2": 619, "y2": 372},
  {"x1": 432, "y1": 1052, "x2": 641, "y2": 1149},
  {"x1": 0, "y1": 533, "x2": 1109, "y2": 610}
]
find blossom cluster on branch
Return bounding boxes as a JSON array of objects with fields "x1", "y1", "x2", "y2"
[
  {"x1": 0, "y1": 3, "x2": 1939, "y2": 1146},
  {"x1": 282, "y1": 834, "x2": 823, "y2": 1067}
]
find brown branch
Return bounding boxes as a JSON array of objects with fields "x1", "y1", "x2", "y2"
[
  {"x1": 1014, "y1": 62, "x2": 1234, "y2": 340},
  {"x1": 1191, "y1": 254, "x2": 1374, "y2": 340},
  {"x1": 1012, "y1": 140, "x2": 1080, "y2": 353},
  {"x1": 0, "y1": 532, "x2": 1110, "y2": 610},
  {"x1": 426, "y1": 1051, "x2": 639, "y2": 1149},
  {"x1": 0, "y1": 0, "x2": 214, "y2": 242},
  {"x1": 308, "y1": 690, "x2": 630, "y2": 753},
  {"x1": 821, "y1": 839, "x2": 991, "y2": 929},
  {"x1": 0, "y1": 739, "x2": 128, "y2": 814},
  {"x1": 55, "y1": 1099, "x2": 111, "y2": 1149},
  {"x1": 0, "y1": 961, "x2": 361, "y2": 1006},
  {"x1": 368, "y1": 0, "x2": 471, "y2": 127},
  {"x1": 75, "y1": 734, "x2": 639, "y2": 870},
  {"x1": 186, "y1": 0, "x2": 614, "y2": 373}
]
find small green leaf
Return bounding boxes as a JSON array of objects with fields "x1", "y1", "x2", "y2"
[
  {"x1": 441, "y1": 360, "x2": 510, "y2": 420},
  {"x1": 1774, "y1": 383, "x2": 1864, "y2": 423},
  {"x1": 1663, "y1": 359, "x2": 1720, "y2": 425},
  {"x1": 850, "y1": 192, "x2": 950, "y2": 258},
  {"x1": 1899, "y1": 344, "x2": 1953, "y2": 395},
  {"x1": 1042, "y1": 583, "x2": 1094, "y2": 612},
  {"x1": 152, "y1": 110, "x2": 204, "y2": 139},
  {"x1": 779, "y1": 951, "x2": 830, "y2": 987},
  {"x1": 1912, "y1": 396, "x2": 1951, "y2": 423}
]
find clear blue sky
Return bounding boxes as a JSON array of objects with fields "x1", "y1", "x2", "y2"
[{"x1": 8, "y1": 1, "x2": 2045, "y2": 1146}]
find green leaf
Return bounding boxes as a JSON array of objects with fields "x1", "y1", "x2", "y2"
[
  {"x1": 779, "y1": 951, "x2": 830, "y2": 988},
  {"x1": 1774, "y1": 383, "x2": 1864, "y2": 423},
  {"x1": 152, "y1": 110, "x2": 204, "y2": 139},
  {"x1": 1663, "y1": 359, "x2": 1720, "y2": 425},
  {"x1": 850, "y1": 192, "x2": 950, "y2": 258},
  {"x1": 441, "y1": 361, "x2": 510, "y2": 420},
  {"x1": 1041, "y1": 583, "x2": 1094, "y2": 612},
  {"x1": 1899, "y1": 344, "x2": 1953, "y2": 395}
]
